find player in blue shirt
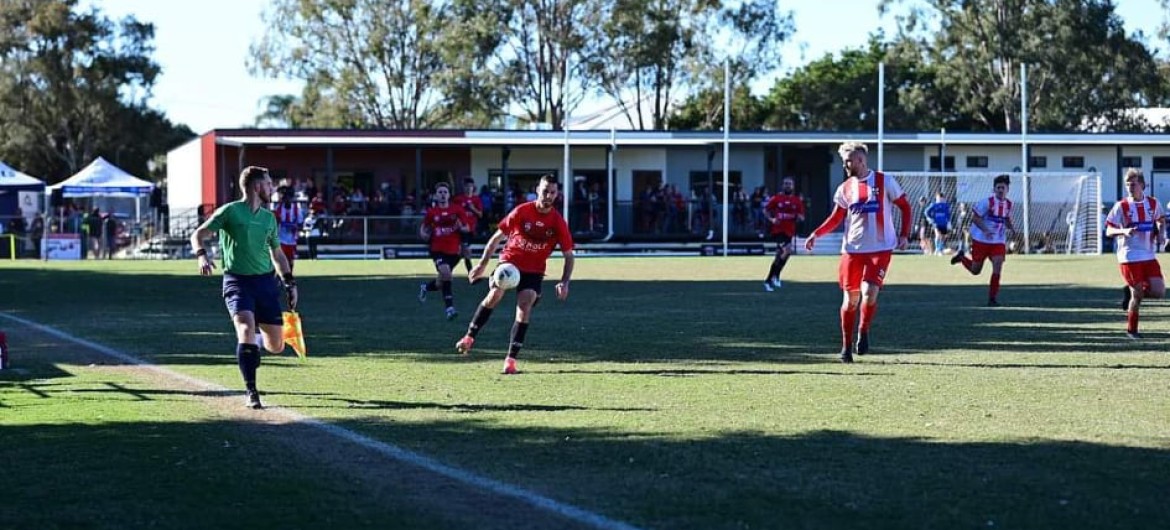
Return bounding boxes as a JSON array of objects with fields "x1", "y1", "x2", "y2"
[{"x1": 925, "y1": 192, "x2": 952, "y2": 255}]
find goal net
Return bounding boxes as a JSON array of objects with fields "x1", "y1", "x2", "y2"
[{"x1": 893, "y1": 172, "x2": 1102, "y2": 255}]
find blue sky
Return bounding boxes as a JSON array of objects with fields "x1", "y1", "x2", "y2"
[{"x1": 92, "y1": 0, "x2": 1167, "y2": 134}]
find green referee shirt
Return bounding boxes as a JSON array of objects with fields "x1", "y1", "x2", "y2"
[{"x1": 204, "y1": 201, "x2": 279, "y2": 275}]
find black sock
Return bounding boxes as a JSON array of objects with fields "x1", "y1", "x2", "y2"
[
  {"x1": 766, "y1": 258, "x2": 780, "y2": 281},
  {"x1": 464, "y1": 257, "x2": 473, "y2": 272},
  {"x1": 775, "y1": 254, "x2": 790, "y2": 275},
  {"x1": 507, "y1": 321, "x2": 529, "y2": 358},
  {"x1": 467, "y1": 304, "x2": 494, "y2": 338},
  {"x1": 441, "y1": 280, "x2": 453, "y2": 308},
  {"x1": 425, "y1": 280, "x2": 439, "y2": 292},
  {"x1": 236, "y1": 343, "x2": 261, "y2": 392}
]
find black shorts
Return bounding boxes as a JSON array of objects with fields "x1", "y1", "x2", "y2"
[
  {"x1": 430, "y1": 252, "x2": 461, "y2": 270},
  {"x1": 933, "y1": 224, "x2": 951, "y2": 236},
  {"x1": 517, "y1": 271, "x2": 544, "y2": 295},
  {"x1": 772, "y1": 233, "x2": 794, "y2": 248},
  {"x1": 223, "y1": 272, "x2": 284, "y2": 326}
]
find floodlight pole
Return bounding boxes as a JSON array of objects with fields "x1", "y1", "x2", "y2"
[
  {"x1": 877, "y1": 62, "x2": 885, "y2": 171},
  {"x1": 722, "y1": 58, "x2": 730, "y2": 257},
  {"x1": 562, "y1": 121, "x2": 571, "y2": 230},
  {"x1": 1021, "y1": 63, "x2": 1031, "y2": 254}
]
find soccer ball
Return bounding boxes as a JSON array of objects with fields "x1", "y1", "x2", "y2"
[{"x1": 492, "y1": 263, "x2": 521, "y2": 290}]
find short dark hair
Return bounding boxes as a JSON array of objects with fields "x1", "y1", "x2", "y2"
[
  {"x1": 463, "y1": 177, "x2": 475, "y2": 185},
  {"x1": 993, "y1": 174, "x2": 1011, "y2": 186},
  {"x1": 238, "y1": 166, "x2": 270, "y2": 196},
  {"x1": 434, "y1": 182, "x2": 450, "y2": 192},
  {"x1": 539, "y1": 174, "x2": 558, "y2": 187}
]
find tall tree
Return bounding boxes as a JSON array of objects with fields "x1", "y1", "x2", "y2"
[
  {"x1": 251, "y1": 0, "x2": 506, "y2": 129},
  {"x1": 881, "y1": 0, "x2": 1170, "y2": 132},
  {"x1": 753, "y1": 36, "x2": 970, "y2": 132},
  {"x1": 585, "y1": 0, "x2": 792, "y2": 130},
  {"x1": 0, "y1": 0, "x2": 177, "y2": 181},
  {"x1": 500, "y1": 0, "x2": 599, "y2": 129}
]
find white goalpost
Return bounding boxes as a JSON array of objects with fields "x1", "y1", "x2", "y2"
[{"x1": 893, "y1": 171, "x2": 1103, "y2": 255}]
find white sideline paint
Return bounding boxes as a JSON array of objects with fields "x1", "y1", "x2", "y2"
[{"x1": 0, "y1": 312, "x2": 642, "y2": 530}]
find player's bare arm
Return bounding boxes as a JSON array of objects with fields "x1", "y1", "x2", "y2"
[
  {"x1": 470, "y1": 229, "x2": 507, "y2": 282},
  {"x1": 971, "y1": 213, "x2": 990, "y2": 235},
  {"x1": 556, "y1": 249, "x2": 575, "y2": 301},
  {"x1": 893, "y1": 194, "x2": 912, "y2": 250},
  {"x1": 190, "y1": 224, "x2": 217, "y2": 275},
  {"x1": 1106, "y1": 224, "x2": 1134, "y2": 238}
]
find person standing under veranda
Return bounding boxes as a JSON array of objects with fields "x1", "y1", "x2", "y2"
[
  {"x1": 1106, "y1": 169, "x2": 1165, "y2": 339},
  {"x1": 418, "y1": 182, "x2": 468, "y2": 320},
  {"x1": 455, "y1": 174, "x2": 574, "y2": 375},
  {"x1": 950, "y1": 174, "x2": 1015, "y2": 306},
  {"x1": 762, "y1": 176, "x2": 805, "y2": 291},
  {"x1": 190, "y1": 166, "x2": 298, "y2": 409},
  {"x1": 804, "y1": 142, "x2": 912, "y2": 363}
]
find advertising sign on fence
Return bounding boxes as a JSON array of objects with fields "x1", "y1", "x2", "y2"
[{"x1": 42, "y1": 233, "x2": 82, "y2": 260}]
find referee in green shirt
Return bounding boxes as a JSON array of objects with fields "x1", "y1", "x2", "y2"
[{"x1": 191, "y1": 166, "x2": 298, "y2": 409}]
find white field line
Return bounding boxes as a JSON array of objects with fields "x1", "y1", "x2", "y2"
[{"x1": 0, "y1": 312, "x2": 642, "y2": 530}]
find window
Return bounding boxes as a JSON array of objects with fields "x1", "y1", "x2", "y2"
[
  {"x1": 1121, "y1": 156, "x2": 1142, "y2": 169},
  {"x1": 1062, "y1": 156, "x2": 1085, "y2": 169},
  {"x1": 688, "y1": 171, "x2": 743, "y2": 200},
  {"x1": 1153, "y1": 157, "x2": 1170, "y2": 171},
  {"x1": 928, "y1": 156, "x2": 955, "y2": 171},
  {"x1": 965, "y1": 156, "x2": 989, "y2": 168},
  {"x1": 1028, "y1": 156, "x2": 1047, "y2": 169}
]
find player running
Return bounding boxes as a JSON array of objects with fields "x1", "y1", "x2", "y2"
[
  {"x1": 273, "y1": 186, "x2": 304, "y2": 270},
  {"x1": 762, "y1": 176, "x2": 805, "y2": 291},
  {"x1": 418, "y1": 182, "x2": 469, "y2": 320},
  {"x1": 453, "y1": 177, "x2": 484, "y2": 275},
  {"x1": 455, "y1": 174, "x2": 575, "y2": 374},
  {"x1": 950, "y1": 174, "x2": 1015, "y2": 306},
  {"x1": 804, "y1": 142, "x2": 912, "y2": 363},
  {"x1": 1106, "y1": 168, "x2": 1165, "y2": 339}
]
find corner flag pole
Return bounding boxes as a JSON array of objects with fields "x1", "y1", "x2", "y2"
[
  {"x1": 1021, "y1": 63, "x2": 1030, "y2": 254},
  {"x1": 722, "y1": 58, "x2": 730, "y2": 257}
]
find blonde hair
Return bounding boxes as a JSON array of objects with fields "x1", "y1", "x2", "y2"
[
  {"x1": 1124, "y1": 167, "x2": 1145, "y2": 185},
  {"x1": 238, "y1": 166, "x2": 270, "y2": 198},
  {"x1": 837, "y1": 142, "x2": 868, "y2": 161}
]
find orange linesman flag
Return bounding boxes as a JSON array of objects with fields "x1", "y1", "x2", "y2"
[{"x1": 282, "y1": 311, "x2": 307, "y2": 360}]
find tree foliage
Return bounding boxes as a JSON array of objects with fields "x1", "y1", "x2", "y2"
[
  {"x1": 585, "y1": 0, "x2": 792, "y2": 130},
  {"x1": 251, "y1": 0, "x2": 509, "y2": 129},
  {"x1": 0, "y1": 0, "x2": 191, "y2": 181},
  {"x1": 880, "y1": 0, "x2": 1170, "y2": 132}
]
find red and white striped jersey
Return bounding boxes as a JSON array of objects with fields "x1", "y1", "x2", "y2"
[
  {"x1": 831, "y1": 170, "x2": 906, "y2": 253},
  {"x1": 971, "y1": 196, "x2": 1013, "y2": 245},
  {"x1": 274, "y1": 203, "x2": 305, "y2": 246},
  {"x1": 1106, "y1": 196, "x2": 1163, "y2": 263}
]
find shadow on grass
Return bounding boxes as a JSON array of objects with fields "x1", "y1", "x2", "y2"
[
  {"x1": 4, "y1": 416, "x2": 1166, "y2": 530},
  {"x1": 1, "y1": 266, "x2": 1165, "y2": 371}
]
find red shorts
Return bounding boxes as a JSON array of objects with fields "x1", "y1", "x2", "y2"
[
  {"x1": 1119, "y1": 259, "x2": 1163, "y2": 288},
  {"x1": 970, "y1": 241, "x2": 1006, "y2": 262},
  {"x1": 281, "y1": 244, "x2": 297, "y2": 264},
  {"x1": 838, "y1": 251, "x2": 893, "y2": 291}
]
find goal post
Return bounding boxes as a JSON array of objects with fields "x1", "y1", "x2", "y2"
[{"x1": 891, "y1": 171, "x2": 1103, "y2": 255}]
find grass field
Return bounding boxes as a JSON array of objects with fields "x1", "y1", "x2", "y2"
[{"x1": 2, "y1": 255, "x2": 1169, "y2": 529}]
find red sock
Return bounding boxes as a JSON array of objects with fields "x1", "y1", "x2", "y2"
[
  {"x1": 1127, "y1": 310, "x2": 1139, "y2": 333},
  {"x1": 989, "y1": 273, "x2": 1001, "y2": 300},
  {"x1": 860, "y1": 303, "x2": 878, "y2": 332},
  {"x1": 840, "y1": 307, "x2": 857, "y2": 349}
]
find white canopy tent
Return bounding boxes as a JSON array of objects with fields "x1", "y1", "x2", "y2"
[
  {"x1": 48, "y1": 157, "x2": 154, "y2": 221},
  {"x1": 0, "y1": 161, "x2": 46, "y2": 218}
]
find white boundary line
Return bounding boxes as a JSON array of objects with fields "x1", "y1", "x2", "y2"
[{"x1": 0, "y1": 312, "x2": 642, "y2": 530}]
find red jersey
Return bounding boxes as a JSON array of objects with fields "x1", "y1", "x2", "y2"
[
  {"x1": 423, "y1": 204, "x2": 467, "y2": 254},
  {"x1": 764, "y1": 192, "x2": 805, "y2": 236},
  {"x1": 498, "y1": 202, "x2": 573, "y2": 275},
  {"x1": 453, "y1": 193, "x2": 483, "y2": 229}
]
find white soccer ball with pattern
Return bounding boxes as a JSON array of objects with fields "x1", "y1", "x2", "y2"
[{"x1": 492, "y1": 263, "x2": 521, "y2": 290}]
